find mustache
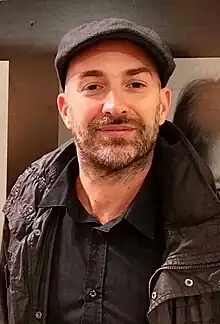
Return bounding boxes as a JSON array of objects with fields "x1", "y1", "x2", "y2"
[{"x1": 88, "y1": 116, "x2": 145, "y2": 129}]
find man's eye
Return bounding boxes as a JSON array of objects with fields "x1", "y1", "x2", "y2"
[
  {"x1": 127, "y1": 82, "x2": 146, "y2": 89},
  {"x1": 83, "y1": 84, "x2": 103, "y2": 91}
]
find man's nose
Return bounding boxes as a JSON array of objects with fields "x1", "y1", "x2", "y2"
[{"x1": 102, "y1": 91, "x2": 128, "y2": 115}]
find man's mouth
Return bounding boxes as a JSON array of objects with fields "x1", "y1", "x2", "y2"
[{"x1": 98, "y1": 125, "x2": 136, "y2": 132}]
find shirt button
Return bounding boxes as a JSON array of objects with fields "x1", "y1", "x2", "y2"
[
  {"x1": 151, "y1": 291, "x2": 157, "y2": 300},
  {"x1": 35, "y1": 311, "x2": 42, "y2": 319},
  {"x1": 89, "y1": 289, "x2": 97, "y2": 298},
  {"x1": 184, "y1": 278, "x2": 194, "y2": 287}
]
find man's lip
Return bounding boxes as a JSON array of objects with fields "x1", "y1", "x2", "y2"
[{"x1": 97, "y1": 125, "x2": 136, "y2": 131}]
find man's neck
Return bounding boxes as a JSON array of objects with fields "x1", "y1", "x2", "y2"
[{"x1": 75, "y1": 161, "x2": 152, "y2": 224}]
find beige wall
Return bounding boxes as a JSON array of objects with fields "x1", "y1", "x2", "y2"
[
  {"x1": 1, "y1": 50, "x2": 59, "y2": 191},
  {"x1": 58, "y1": 116, "x2": 71, "y2": 146},
  {"x1": 0, "y1": 51, "x2": 59, "y2": 243},
  {"x1": 0, "y1": 61, "x2": 9, "y2": 242},
  {"x1": 58, "y1": 58, "x2": 220, "y2": 144}
]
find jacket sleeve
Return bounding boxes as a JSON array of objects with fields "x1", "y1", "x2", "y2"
[
  {"x1": 0, "y1": 216, "x2": 9, "y2": 324},
  {"x1": 0, "y1": 165, "x2": 41, "y2": 324}
]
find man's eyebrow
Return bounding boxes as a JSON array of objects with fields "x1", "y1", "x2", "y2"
[
  {"x1": 76, "y1": 67, "x2": 152, "y2": 79},
  {"x1": 124, "y1": 67, "x2": 152, "y2": 76},
  {"x1": 78, "y1": 70, "x2": 104, "y2": 78}
]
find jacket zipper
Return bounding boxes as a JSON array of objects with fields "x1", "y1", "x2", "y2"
[
  {"x1": 39, "y1": 208, "x2": 63, "y2": 323},
  {"x1": 28, "y1": 207, "x2": 64, "y2": 324},
  {"x1": 27, "y1": 233, "x2": 35, "y2": 324},
  {"x1": 149, "y1": 261, "x2": 220, "y2": 298},
  {"x1": 160, "y1": 261, "x2": 220, "y2": 270}
]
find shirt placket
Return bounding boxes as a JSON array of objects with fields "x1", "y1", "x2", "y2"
[{"x1": 81, "y1": 227, "x2": 107, "y2": 324}]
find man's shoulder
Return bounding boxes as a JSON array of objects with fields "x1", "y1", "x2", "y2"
[{"x1": 3, "y1": 140, "x2": 76, "y2": 218}]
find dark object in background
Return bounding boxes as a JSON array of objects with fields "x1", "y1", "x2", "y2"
[{"x1": 173, "y1": 78, "x2": 220, "y2": 190}]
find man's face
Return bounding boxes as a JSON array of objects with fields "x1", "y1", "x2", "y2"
[{"x1": 57, "y1": 40, "x2": 171, "y2": 172}]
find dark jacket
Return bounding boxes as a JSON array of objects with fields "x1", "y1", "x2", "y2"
[{"x1": 1, "y1": 121, "x2": 220, "y2": 324}]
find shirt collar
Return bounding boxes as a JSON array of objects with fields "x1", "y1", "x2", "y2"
[
  {"x1": 39, "y1": 157, "x2": 78, "y2": 208},
  {"x1": 124, "y1": 167, "x2": 160, "y2": 239},
  {"x1": 39, "y1": 157, "x2": 160, "y2": 240}
]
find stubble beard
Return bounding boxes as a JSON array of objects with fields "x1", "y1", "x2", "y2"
[{"x1": 71, "y1": 110, "x2": 160, "y2": 179}]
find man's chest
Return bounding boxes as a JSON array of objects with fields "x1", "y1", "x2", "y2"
[{"x1": 47, "y1": 213, "x2": 163, "y2": 324}]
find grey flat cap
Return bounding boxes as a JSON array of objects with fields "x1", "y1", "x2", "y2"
[{"x1": 55, "y1": 18, "x2": 175, "y2": 90}]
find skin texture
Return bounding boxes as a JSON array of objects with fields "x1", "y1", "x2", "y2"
[{"x1": 57, "y1": 40, "x2": 172, "y2": 223}]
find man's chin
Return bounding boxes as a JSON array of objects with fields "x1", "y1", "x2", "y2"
[
  {"x1": 95, "y1": 144, "x2": 135, "y2": 156},
  {"x1": 90, "y1": 149, "x2": 144, "y2": 169}
]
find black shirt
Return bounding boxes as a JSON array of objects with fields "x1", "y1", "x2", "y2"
[{"x1": 47, "y1": 159, "x2": 164, "y2": 324}]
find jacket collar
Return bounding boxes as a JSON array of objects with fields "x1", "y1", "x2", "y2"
[{"x1": 155, "y1": 121, "x2": 220, "y2": 227}]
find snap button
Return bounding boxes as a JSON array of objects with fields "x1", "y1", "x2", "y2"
[
  {"x1": 28, "y1": 206, "x2": 34, "y2": 213},
  {"x1": 34, "y1": 229, "x2": 41, "y2": 236},
  {"x1": 14, "y1": 187, "x2": 19, "y2": 197},
  {"x1": 35, "y1": 311, "x2": 42, "y2": 319},
  {"x1": 151, "y1": 291, "x2": 157, "y2": 300},
  {"x1": 89, "y1": 289, "x2": 97, "y2": 298},
  {"x1": 184, "y1": 278, "x2": 194, "y2": 287}
]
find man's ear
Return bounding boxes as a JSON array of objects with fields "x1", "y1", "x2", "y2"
[
  {"x1": 159, "y1": 87, "x2": 172, "y2": 125},
  {"x1": 57, "y1": 93, "x2": 72, "y2": 130}
]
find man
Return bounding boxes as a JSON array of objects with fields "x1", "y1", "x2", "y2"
[
  {"x1": 1, "y1": 18, "x2": 220, "y2": 324},
  {"x1": 173, "y1": 78, "x2": 220, "y2": 191}
]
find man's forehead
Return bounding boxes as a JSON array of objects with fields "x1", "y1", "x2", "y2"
[{"x1": 66, "y1": 39, "x2": 159, "y2": 79}]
